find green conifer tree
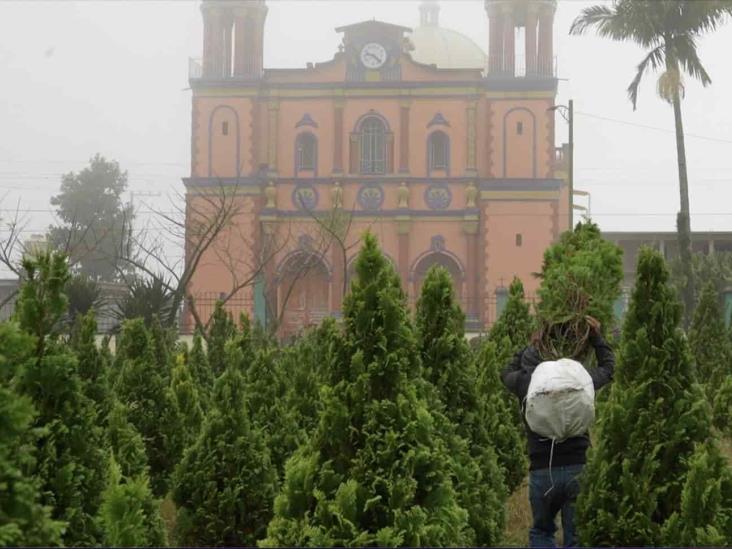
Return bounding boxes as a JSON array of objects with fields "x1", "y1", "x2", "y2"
[
  {"x1": 576, "y1": 248, "x2": 732, "y2": 546},
  {"x1": 0, "y1": 384, "x2": 64, "y2": 546},
  {"x1": 13, "y1": 251, "x2": 107, "y2": 545},
  {"x1": 0, "y1": 322, "x2": 33, "y2": 384},
  {"x1": 661, "y1": 443, "x2": 732, "y2": 546},
  {"x1": 113, "y1": 318, "x2": 177, "y2": 496},
  {"x1": 484, "y1": 276, "x2": 534, "y2": 481},
  {"x1": 712, "y1": 376, "x2": 732, "y2": 436},
  {"x1": 262, "y1": 234, "x2": 471, "y2": 547},
  {"x1": 207, "y1": 301, "x2": 236, "y2": 377},
  {"x1": 475, "y1": 340, "x2": 528, "y2": 494},
  {"x1": 150, "y1": 315, "x2": 174, "y2": 382},
  {"x1": 97, "y1": 454, "x2": 167, "y2": 547},
  {"x1": 188, "y1": 330, "x2": 213, "y2": 406},
  {"x1": 167, "y1": 353, "x2": 204, "y2": 457},
  {"x1": 281, "y1": 318, "x2": 341, "y2": 436},
  {"x1": 106, "y1": 400, "x2": 148, "y2": 479},
  {"x1": 70, "y1": 311, "x2": 110, "y2": 416},
  {"x1": 536, "y1": 222, "x2": 623, "y2": 358},
  {"x1": 415, "y1": 266, "x2": 506, "y2": 544},
  {"x1": 688, "y1": 282, "x2": 732, "y2": 431},
  {"x1": 489, "y1": 277, "x2": 535, "y2": 352},
  {"x1": 172, "y1": 348, "x2": 277, "y2": 546},
  {"x1": 234, "y1": 318, "x2": 301, "y2": 474}
]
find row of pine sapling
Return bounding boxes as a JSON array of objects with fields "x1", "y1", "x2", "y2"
[{"x1": 1, "y1": 222, "x2": 730, "y2": 546}]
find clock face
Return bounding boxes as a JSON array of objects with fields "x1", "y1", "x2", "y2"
[{"x1": 360, "y1": 42, "x2": 387, "y2": 69}]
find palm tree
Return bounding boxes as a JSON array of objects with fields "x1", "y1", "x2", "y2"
[{"x1": 570, "y1": 0, "x2": 732, "y2": 323}]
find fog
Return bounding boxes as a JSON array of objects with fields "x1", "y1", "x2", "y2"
[{"x1": 1, "y1": 0, "x2": 731, "y2": 265}]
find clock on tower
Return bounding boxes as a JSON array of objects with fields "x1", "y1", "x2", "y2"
[{"x1": 335, "y1": 20, "x2": 411, "y2": 81}]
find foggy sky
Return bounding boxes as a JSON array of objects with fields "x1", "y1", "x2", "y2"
[{"x1": 1, "y1": 0, "x2": 731, "y2": 261}]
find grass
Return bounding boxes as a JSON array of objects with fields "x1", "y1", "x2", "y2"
[
  {"x1": 502, "y1": 479, "x2": 565, "y2": 547},
  {"x1": 721, "y1": 437, "x2": 732, "y2": 462},
  {"x1": 160, "y1": 495, "x2": 177, "y2": 545},
  {"x1": 501, "y1": 478, "x2": 531, "y2": 546}
]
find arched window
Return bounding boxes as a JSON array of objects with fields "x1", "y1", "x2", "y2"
[
  {"x1": 428, "y1": 131, "x2": 450, "y2": 172},
  {"x1": 296, "y1": 133, "x2": 317, "y2": 173},
  {"x1": 360, "y1": 117, "x2": 387, "y2": 174}
]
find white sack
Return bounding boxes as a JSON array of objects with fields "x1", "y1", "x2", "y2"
[{"x1": 525, "y1": 358, "x2": 595, "y2": 442}]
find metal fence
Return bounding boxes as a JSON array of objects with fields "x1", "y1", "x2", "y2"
[{"x1": 182, "y1": 292, "x2": 538, "y2": 336}]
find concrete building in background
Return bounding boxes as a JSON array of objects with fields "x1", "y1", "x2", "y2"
[
  {"x1": 605, "y1": 231, "x2": 732, "y2": 325},
  {"x1": 183, "y1": 0, "x2": 571, "y2": 337}
]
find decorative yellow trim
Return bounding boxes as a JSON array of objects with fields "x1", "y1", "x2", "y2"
[
  {"x1": 186, "y1": 186, "x2": 262, "y2": 196},
  {"x1": 463, "y1": 220, "x2": 479, "y2": 235},
  {"x1": 194, "y1": 89, "x2": 260, "y2": 98},
  {"x1": 484, "y1": 91, "x2": 555, "y2": 99},
  {"x1": 249, "y1": 213, "x2": 474, "y2": 222},
  {"x1": 480, "y1": 190, "x2": 560, "y2": 200},
  {"x1": 194, "y1": 86, "x2": 488, "y2": 99}
]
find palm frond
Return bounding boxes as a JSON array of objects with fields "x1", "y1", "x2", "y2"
[
  {"x1": 570, "y1": 1, "x2": 665, "y2": 48},
  {"x1": 672, "y1": 34, "x2": 713, "y2": 87},
  {"x1": 627, "y1": 44, "x2": 666, "y2": 109},
  {"x1": 675, "y1": 1, "x2": 732, "y2": 35},
  {"x1": 570, "y1": 5, "x2": 618, "y2": 36}
]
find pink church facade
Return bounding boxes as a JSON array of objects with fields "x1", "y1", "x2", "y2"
[{"x1": 184, "y1": 0, "x2": 569, "y2": 337}]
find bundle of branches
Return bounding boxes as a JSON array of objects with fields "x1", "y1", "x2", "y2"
[{"x1": 535, "y1": 222, "x2": 623, "y2": 360}]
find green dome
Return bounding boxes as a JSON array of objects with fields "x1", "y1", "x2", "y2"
[{"x1": 409, "y1": 2, "x2": 486, "y2": 70}]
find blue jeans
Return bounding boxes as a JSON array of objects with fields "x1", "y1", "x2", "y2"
[{"x1": 528, "y1": 464, "x2": 583, "y2": 547}]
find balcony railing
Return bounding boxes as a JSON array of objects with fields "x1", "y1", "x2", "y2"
[{"x1": 486, "y1": 54, "x2": 557, "y2": 79}]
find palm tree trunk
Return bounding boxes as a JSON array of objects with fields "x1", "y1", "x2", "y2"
[{"x1": 671, "y1": 89, "x2": 695, "y2": 325}]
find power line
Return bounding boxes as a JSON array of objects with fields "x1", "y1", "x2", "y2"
[{"x1": 576, "y1": 111, "x2": 732, "y2": 145}]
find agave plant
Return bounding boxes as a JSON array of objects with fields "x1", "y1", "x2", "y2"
[
  {"x1": 64, "y1": 275, "x2": 104, "y2": 328},
  {"x1": 113, "y1": 276, "x2": 176, "y2": 330}
]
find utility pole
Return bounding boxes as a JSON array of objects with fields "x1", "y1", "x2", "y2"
[
  {"x1": 548, "y1": 99, "x2": 574, "y2": 230},
  {"x1": 568, "y1": 99, "x2": 574, "y2": 230}
]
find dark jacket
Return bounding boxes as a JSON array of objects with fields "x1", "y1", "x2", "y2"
[{"x1": 501, "y1": 333, "x2": 615, "y2": 470}]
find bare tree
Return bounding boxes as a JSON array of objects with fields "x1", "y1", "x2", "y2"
[
  {"x1": 264, "y1": 191, "x2": 378, "y2": 336},
  {"x1": 120, "y1": 178, "x2": 293, "y2": 337},
  {"x1": 0, "y1": 197, "x2": 112, "y2": 311}
]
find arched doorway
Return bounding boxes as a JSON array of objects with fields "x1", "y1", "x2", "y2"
[
  {"x1": 345, "y1": 253, "x2": 398, "y2": 290},
  {"x1": 411, "y1": 251, "x2": 464, "y2": 307},
  {"x1": 277, "y1": 252, "x2": 330, "y2": 338}
]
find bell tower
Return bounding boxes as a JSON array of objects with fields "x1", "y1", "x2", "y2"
[
  {"x1": 419, "y1": 1, "x2": 440, "y2": 27},
  {"x1": 201, "y1": 0, "x2": 268, "y2": 79},
  {"x1": 484, "y1": 0, "x2": 556, "y2": 77}
]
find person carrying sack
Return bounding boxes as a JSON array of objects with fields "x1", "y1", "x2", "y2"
[{"x1": 501, "y1": 316, "x2": 615, "y2": 548}]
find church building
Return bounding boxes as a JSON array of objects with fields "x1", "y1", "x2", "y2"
[{"x1": 184, "y1": 0, "x2": 569, "y2": 337}]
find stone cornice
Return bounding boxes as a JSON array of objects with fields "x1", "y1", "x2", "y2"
[
  {"x1": 183, "y1": 176, "x2": 564, "y2": 191},
  {"x1": 190, "y1": 78, "x2": 558, "y2": 97}
]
